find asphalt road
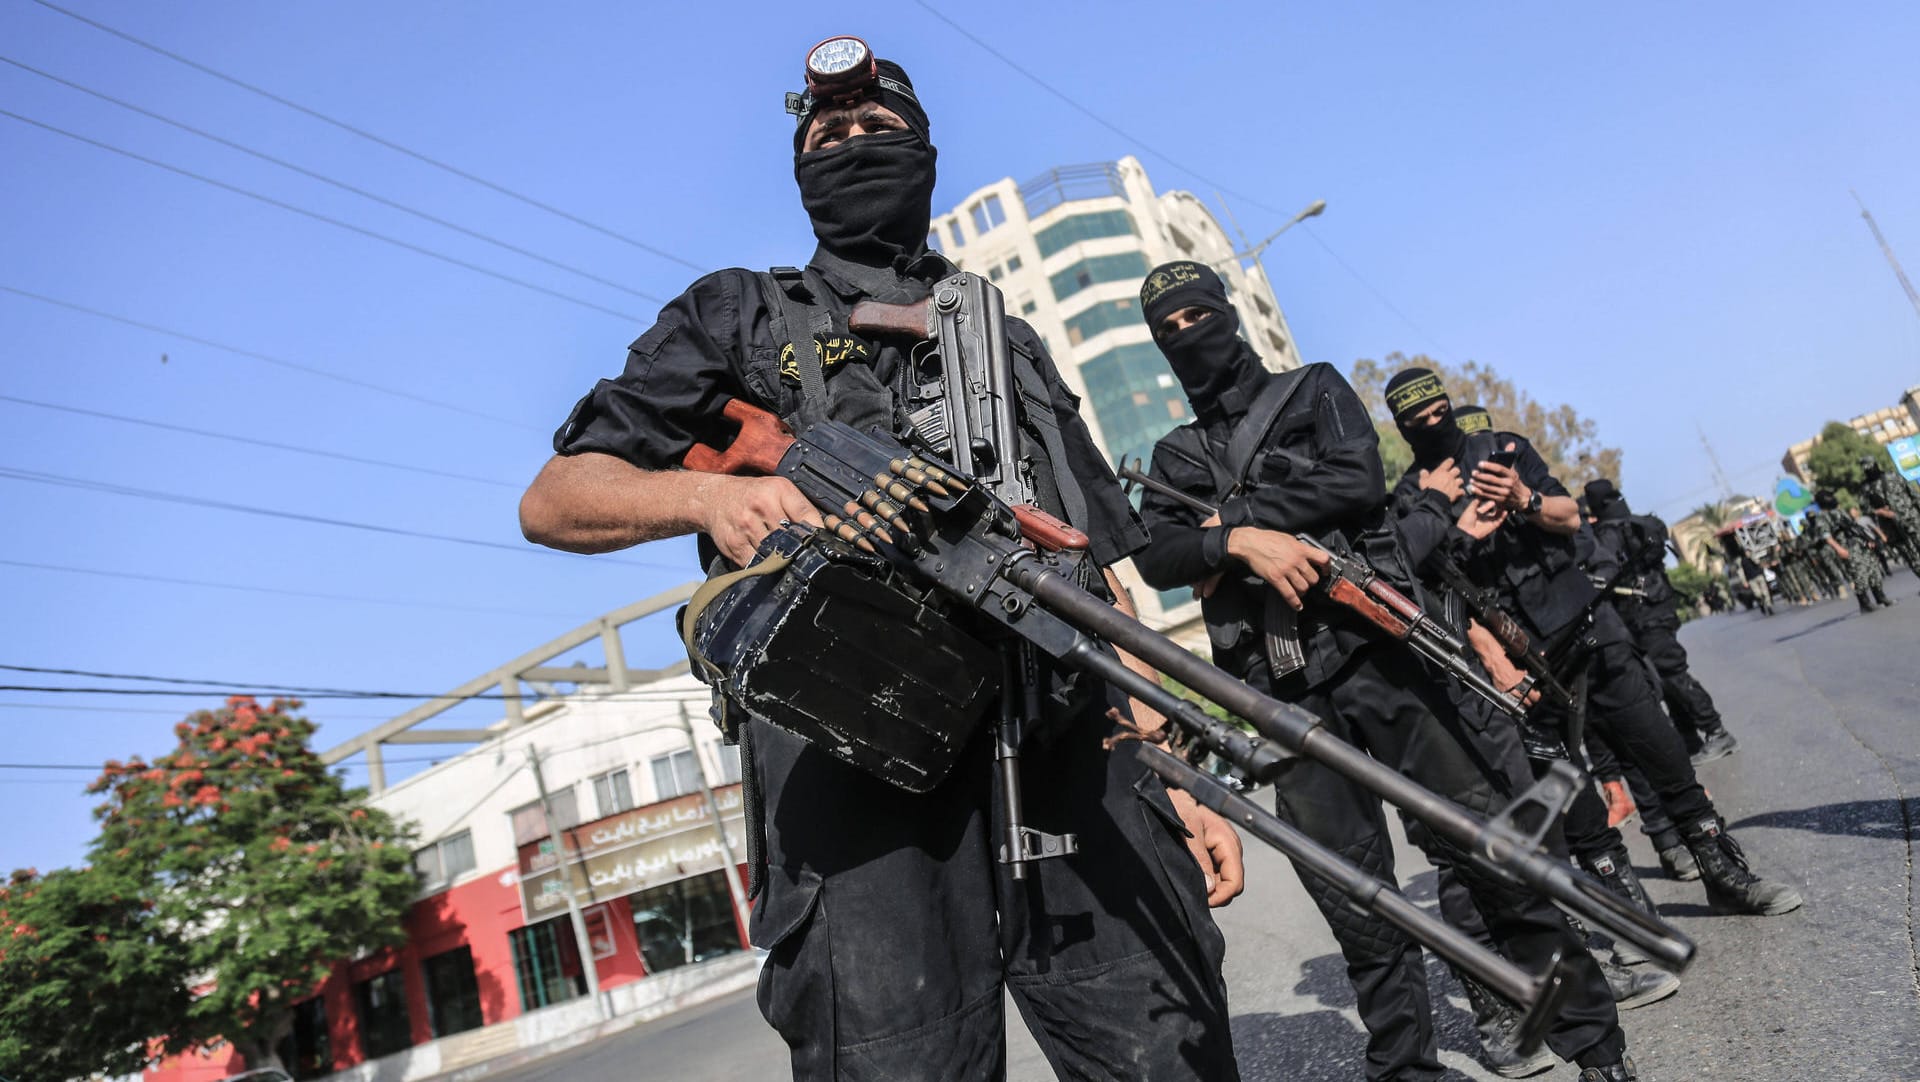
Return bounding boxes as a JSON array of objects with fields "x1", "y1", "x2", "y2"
[{"x1": 459, "y1": 570, "x2": 1920, "y2": 1081}]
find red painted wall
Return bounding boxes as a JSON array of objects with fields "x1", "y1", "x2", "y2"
[{"x1": 143, "y1": 860, "x2": 747, "y2": 1079}]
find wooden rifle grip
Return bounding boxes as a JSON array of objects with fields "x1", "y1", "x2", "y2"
[
  {"x1": 1325, "y1": 578, "x2": 1412, "y2": 639},
  {"x1": 1011, "y1": 504, "x2": 1091, "y2": 552},
  {"x1": 848, "y1": 298, "x2": 935, "y2": 339},
  {"x1": 682, "y1": 399, "x2": 795, "y2": 476}
]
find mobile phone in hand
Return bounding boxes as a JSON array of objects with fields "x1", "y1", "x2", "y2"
[{"x1": 1485, "y1": 449, "x2": 1519, "y2": 469}]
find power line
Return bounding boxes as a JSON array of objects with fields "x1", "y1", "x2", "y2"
[
  {"x1": 0, "y1": 464, "x2": 685, "y2": 570},
  {"x1": 0, "y1": 394, "x2": 520, "y2": 489},
  {"x1": 0, "y1": 54, "x2": 665, "y2": 305},
  {"x1": 0, "y1": 557, "x2": 579, "y2": 620},
  {"x1": 29, "y1": 0, "x2": 706, "y2": 274},
  {"x1": 0, "y1": 285, "x2": 540, "y2": 432},
  {"x1": 0, "y1": 701, "x2": 455, "y2": 720},
  {"x1": 909, "y1": 0, "x2": 1456, "y2": 355},
  {"x1": 0, "y1": 663, "x2": 706, "y2": 705},
  {"x1": 0, "y1": 107, "x2": 647, "y2": 323}
]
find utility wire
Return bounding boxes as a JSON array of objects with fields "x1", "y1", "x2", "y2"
[
  {"x1": 909, "y1": 0, "x2": 1456, "y2": 355},
  {"x1": 0, "y1": 284, "x2": 540, "y2": 431},
  {"x1": 0, "y1": 108, "x2": 646, "y2": 323},
  {"x1": 0, "y1": 54, "x2": 664, "y2": 305},
  {"x1": 0, "y1": 464, "x2": 686, "y2": 571},
  {"x1": 0, "y1": 394, "x2": 519, "y2": 490},
  {"x1": 0, "y1": 701, "x2": 460, "y2": 720},
  {"x1": 0, "y1": 557, "x2": 579, "y2": 620},
  {"x1": 0, "y1": 663, "x2": 704, "y2": 704},
  {"x1": 29, "y1": 0, "x2": 706, "y2": 274}
]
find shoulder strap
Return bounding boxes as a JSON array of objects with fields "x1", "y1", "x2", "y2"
[
  {"x1": 1008, "y1": 346, "x2": 1090, "y2": 531},
  {"x1": 759, "y1": 268, "x2": 834, "y2": 428},
  {"x1": 1217, "y1": 365, "x2": 1314, "y2": 500}
]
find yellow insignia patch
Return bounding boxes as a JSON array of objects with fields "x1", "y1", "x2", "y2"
[
  {"x1": 1386, "y1": 372, "x2": 1447, "y2": 416},
  {"x1": 1140, "y1": 262, "x2": 1204, "y2": 308},
  {"x1": 1456, "y1": 410, "x2": 1493, "y2": 434},
  {"x1": 779, "y1": 335, "x2": 872, "y2": 383}
]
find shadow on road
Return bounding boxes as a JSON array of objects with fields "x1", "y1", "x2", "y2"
[
  {"x1": 1730, "y1": 799, "x2": 1915, "y2": 841},
  {"x1": 1770, "y1": 615, "x2": 1855, "y2": 643}
]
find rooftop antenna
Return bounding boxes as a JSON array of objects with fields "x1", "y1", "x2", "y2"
[{"x1": 1697, "y1": 422, "x2": 1736, "y2": 503}]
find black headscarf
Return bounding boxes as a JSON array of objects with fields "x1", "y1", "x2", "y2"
[
  {"x1": 792, "y1": 58, "x2": 937, "y2": 266},
  {"x1": 1584, "y1": 478, "x2": 1630, "y2": 521},
  {"x1": 1387, "y1": 367, "x2": 1461, "y2": 464},
  {"x1": 1140, "y1": 261, "x2": 1266, "y2": 423}
]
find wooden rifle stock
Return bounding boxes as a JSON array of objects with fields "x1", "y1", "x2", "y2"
[{"x1": 682, "y1": 398, "x2": 795, "y2": 476}]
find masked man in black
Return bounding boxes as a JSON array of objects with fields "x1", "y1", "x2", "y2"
[
  {"x1": 1386, "y1": 368, "x2": 1804, "y2": 929},
  {"x1": 1582, "y1": 479, "x2": 1739, "y2": 765},
  {"x1": 1130, "y1": 262, "x2": 1638, "y2": 1082},
  {"x1": 519, "y1": 41, "x2": 1242, "y2": 1080}
]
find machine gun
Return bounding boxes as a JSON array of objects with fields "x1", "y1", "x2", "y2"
[
  {"x1": 682, "y1": 411, "x2": 1693, "y2": 1040},
  {"x1": 1112, "y1": 459, "x2": 1533, "y2": 721}
]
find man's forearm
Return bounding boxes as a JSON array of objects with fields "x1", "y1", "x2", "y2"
[
  {"x1": 1529, "y1": 494, "x2": 1581, "y2": 535},
  {"x1": 520, "y1": 452, "x2": 712, "y2": 553}
]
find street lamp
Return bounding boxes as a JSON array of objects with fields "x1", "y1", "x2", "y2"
[{"x1": 1235, "y1": 198, "x2": 1327, "y2": 263}]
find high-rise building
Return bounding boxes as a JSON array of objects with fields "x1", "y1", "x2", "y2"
[{"x1": 929, "y1": 156, "x2": 1300, "y2": 624}]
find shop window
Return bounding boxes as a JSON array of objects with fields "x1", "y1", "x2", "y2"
[
  {"x1": 509, "y1": 918, "x2": 585, "y2": 1012},
  {"x1": 629, "y1": 870, "x2": 745, "y2": 975},
  {"x1": 412, "y1": 830, "x2": 475, "y2": 891},
  {"x1": 353, "y1": 969, "x2": 412, "y2": 1059},
  {"x1": 592, "y1": 768, "x2": 634, "y2": 818},
  {"x1": 422, "y1": 945, "x2": 485, "y2": 1038},
  {"x1": 650, "y1": 749, "x2": 700, "y2": 800},
  {"x1": 509, "y1": 791, "x2": 579, "y2": 847},
  {"x1": 274, "y1": 995, "x2": 330, "y2": 1078}
]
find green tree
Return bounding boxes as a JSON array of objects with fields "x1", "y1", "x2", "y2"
[
  {"x1": 1804, "y1": 421, "x2": 1885, "y2": 498},
  {"x1": 1349, "y1": 353, "x2": 1624, "y2": 489},
  {"x1": 0, "y1": 865, "x2": 197, "y2": 1080},
  {"x1": 1665, "y1": 561, "x2": 1713, "y2": 623},
  {"x1": 1374, "y1": 421, "x2": 1413, "y2": 489},
  {"x1": 87, "y1": 697, "x2": 418, "y2": 1070}
]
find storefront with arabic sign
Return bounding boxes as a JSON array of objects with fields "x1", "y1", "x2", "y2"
[{"x1": 515, "y1": 782, "x2": 749, "y2": 990}]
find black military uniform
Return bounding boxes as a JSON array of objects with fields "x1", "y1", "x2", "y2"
[
  {"x1": 1129, "y1": 263, "x2": 1628, "y2": 1081},
  {"x1": 548, "y1": 53, "x2": 1235, "y2": 1081},
  {"x1": 1387, "y1": 369, "x2": 1803, "y2": 929},
  {"x1": 1582, "y1": 479, "x2": 1738, "y2": 764}
]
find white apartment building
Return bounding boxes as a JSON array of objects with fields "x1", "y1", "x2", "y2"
[{"x1": 928, "y1": 156, "x2": 1301, "y2": 623}]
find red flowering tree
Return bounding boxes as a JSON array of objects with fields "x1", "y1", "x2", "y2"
[
  {"x1": 84, "y1": 696, "x2": 418, "y2": 1071},
  {"x1": 0, "y1": 864, "x2": 197, "y2": 1080}
]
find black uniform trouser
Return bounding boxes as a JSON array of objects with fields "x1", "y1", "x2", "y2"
[
  {"x1": 1269, "y1": 647, "x2": 1624, "y2": 1078},
  {"x1": 1632, "y1": 618, "x2": 1724, "y2": 750},
  {"x1": 1550, "y1": 608, "x2": 1717, "y2": 835},
  {"x1": 747, "y1": 712, "x2": 1238, "y2": 1082}
]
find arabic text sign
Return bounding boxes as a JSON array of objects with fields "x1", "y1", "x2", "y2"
[{"x1": 517, "y1": 783, "x2": 745, "y2": 921}]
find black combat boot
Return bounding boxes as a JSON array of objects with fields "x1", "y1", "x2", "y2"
[
  {"x1": 1689, "y1": 725, "x2": 1739, "y2": 765},
  {"x1": 1585, "y1": 846, "x2": 1657, "y2": 965},
  {"x1": 1459, "y1": 975, "x2": 1555, "y2": 1078},
  {"x1": 1682, "y1": 816, "x2": 1805, "y2": 915},
  {"x1": 1597, "y1": 955, "x2": 1681, "y2": 1009},
  {"x1": 1873, "y1": 586, "x2": 1896, "y2": 608},
  {"x1": 1578, "y1": 1056, "x2": 1638, "y2": 1081},
  {"x1": 1650, "y1": 827, "x2": 1701, "y2": 881}
]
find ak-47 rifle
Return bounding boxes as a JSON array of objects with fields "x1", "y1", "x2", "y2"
[
  {"x1": 1113, "y1": 460, "x2": 1532, "y2": 721},
  {"x1": 678, "y1": 273, "x2": 1694, "y2": 1044}
]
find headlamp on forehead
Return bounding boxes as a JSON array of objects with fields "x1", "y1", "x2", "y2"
[{"x1": 784, "y1": 34, "x2": 917, "y2": 123}]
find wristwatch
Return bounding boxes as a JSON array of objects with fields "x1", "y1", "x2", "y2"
[{"x1": 1523, "y1": 488, "x2": 1543, "y2": 516}]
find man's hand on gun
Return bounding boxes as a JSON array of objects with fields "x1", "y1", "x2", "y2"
[
  {"x1": 1226, "y1": 527, "x2": 1333, "y2": 610},
  {"x1": 702, "y1": 474, "x2": 823, "y2": 565},
  {"x1": 1467, "y1": 621, "x2": 1542, "y2": 707}
]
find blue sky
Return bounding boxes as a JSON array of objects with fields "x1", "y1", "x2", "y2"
[{"x1": 4, "y1": 1, "x2": 1917, "y2": 873}]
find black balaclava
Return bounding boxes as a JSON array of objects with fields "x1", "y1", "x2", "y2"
[
  {"x1": 1860, "y1": 455, "x2": 1885, "y2": 481},
  {"x1": 1585, "y1": 478, "x2": 1630, "y2": 521},
  {"x1": 1814, "y1": 488, "x2": 1840, "y2": 511},
  {"x1": 1386, "y1": 367, "x2": 1461, "y2": 463},
  {"x1": 1140, "y1": 260, "x2": 1266, "y2": 423},
  {"x1": 792, "y1": 59, "x2": 937, "y2": 266}
]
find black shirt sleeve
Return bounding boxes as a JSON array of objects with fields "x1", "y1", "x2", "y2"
[
  {"x1": 552, "y1": 269, "x2": 762, "y2": 470},
  {"x1": 1132, "y1": 428, "x2": 1232, "y2": 590}
]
